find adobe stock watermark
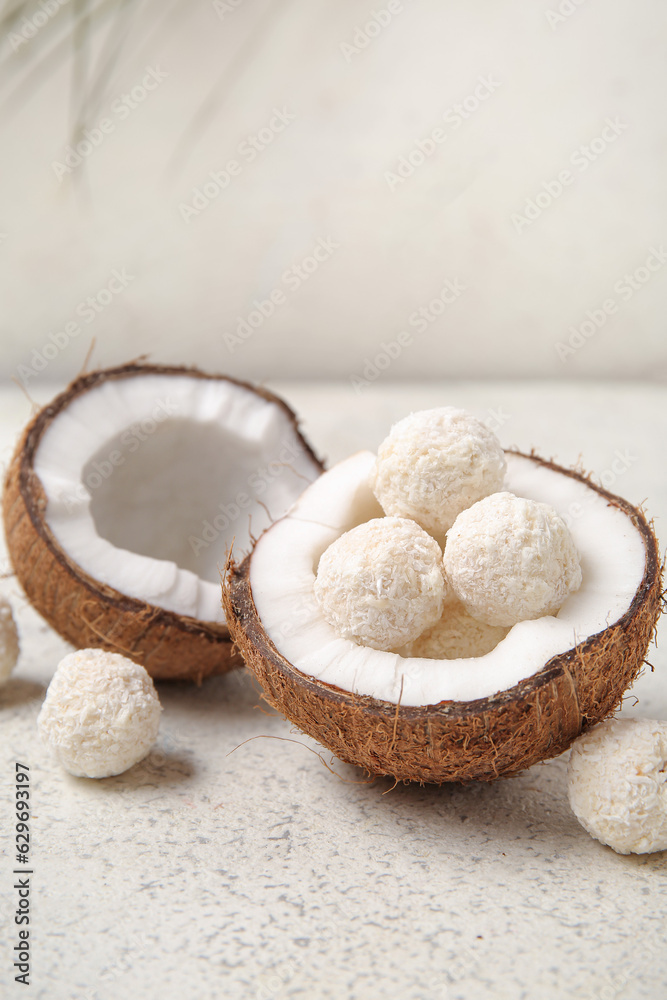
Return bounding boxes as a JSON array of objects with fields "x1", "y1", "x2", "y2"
[
  {"x1": 70, "y1": 927, "x2": 154, "y2": 1000},
  {"x1": 51, "y1": 67, "x2": 168, "y2": 181},
  {"x1": 179, "y1": 107, "x2": 296, "y2": 223},
  {"x1": 149, "y1": 723, "x2": 193, "y2": 768},
  {"x1": 350, "y1": 277, "x2": 467, "y2": 392},
  {"x1": 254, "y1": 961, "x2": 300, "y2": 1000},
  {"x1": 249, "y1": 901, "x2": 356, "y2": 1000},
  {"x1": 556, "y1": 245, "x2": 667, "y2": 362},
  {"x1": 385, "y1": 75, "x2": 501, "y2": 191},
  {"x1": 339, "y1": 0, "x2": 413, "y2": 63},
  {"x1": 266, "y1": 591, "x2": 320, "y2": 650},
  {"x1": 585, "y1": 936, "x2": 662, "y2": 1000},
  {"x1": 483, "y1": 405, "x2": 512, "y2": 436},
  {"x1": 545, "y1": 0, "x2": 589, "y2": 30},
  {"x1": 559, "y1": 449, "x2": 638, "y2": 530},
  {"x1": 425, "y1": 944, "x2": 480, "y2": 999},
  {"x1": 53, "y1": 398, "x2": 181, "y2": 513},
  {"x1": 15, "y1": 267, "x2": 135, "y2": 385},
  {"x1": 512, "y1": 117, "x2": 628, "y2": 234},
  {"x1": 212, "y1": 0, "x2": 245, "y2": 20},
  {"x1": 223, "y1": 235, "x2": 339, "y2": 353},
  {"x1": 7, "y1": 0, "x2": 70, "y2": 53},
  {"x1": 188, "y1": 435, "x2": 310, "y2": 556}
]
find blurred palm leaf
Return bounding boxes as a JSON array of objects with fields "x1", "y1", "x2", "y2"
[{"x1": 0, "y1": 0, "x2": 294, "y2": 175}]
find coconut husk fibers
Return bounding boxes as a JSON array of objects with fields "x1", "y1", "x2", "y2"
[
  {"x1": 3, "y1": 363, "x2": 324, "y2": 682},
  {"x1": 223, "y1": 452, "x2": 663, "y2": 782}
]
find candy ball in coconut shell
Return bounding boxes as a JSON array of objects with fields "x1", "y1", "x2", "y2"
[{"x1": 223, "y1": 449, "x2": 662, "y2": 783}]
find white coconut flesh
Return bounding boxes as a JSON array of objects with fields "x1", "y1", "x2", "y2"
[
  {"x1": 249, "y1": 451, "x2": 647, "y2": 707},
  {"x1": 33, "y1": 374, "x2": 322, "y2": 624}
]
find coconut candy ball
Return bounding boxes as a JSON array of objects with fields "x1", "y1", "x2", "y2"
[
  {"x1": 568, "y1": 718, "x2": 667, "y2": 854},
  {"x1": 399, "y1": 599, "x2": 510, "y2": 659},
  {"x1": 444, "y1": 492, "x2": 582, "y2": 627},
  {"x1": 369, "y1": 407, "x2": 506, "y2": 538},
  {"x1": 37, "y1": 649, "x2": 162, "y2": 778},
  {"x1": 314, "y1": 517, "x2": 447, "y2": 651},
  {"x1": 0, "y1": 595, "x2": 20, "y2": 684}
]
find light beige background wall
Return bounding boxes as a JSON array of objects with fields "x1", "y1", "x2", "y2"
[{"x1": 1, "y1": 0, "x2": 666, "y2": 385}]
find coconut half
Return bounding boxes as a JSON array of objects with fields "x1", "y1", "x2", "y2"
[
  {"x1": 224, "y1": 450, "x2": 662, "y2": 782},
  {"x1": 3, "y1": 363, "x2": 323, "y2": 681}
]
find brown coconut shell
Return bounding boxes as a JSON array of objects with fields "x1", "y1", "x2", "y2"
[
  {"x1": 3, "y1": 362, "x2": 324, "y2": 682},
  {"x1": 223, "y1": 452, "x2": 663, "y2": 782}
]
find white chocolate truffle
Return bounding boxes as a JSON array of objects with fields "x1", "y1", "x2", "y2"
[
  {"x1": 37, "y1": 649, "x2": 162, "y2": 778},
  {"x1": 370, "y1": 407, "x2": 506, "y2": 537},
  {"x1": 399, "y1": 599, "x2": 510, "y2": 659},
  {"x1": 444, "y1": 492, "x2": 582, "y2": 627},
  {"x1": 0, "y1": 596, "x2": 20, "y2": 684},
  {"x1": 314, "y1": 517, "x2": 447, "y2": 651},
  {"x1": 568, "y1": 718, "x2": 667, "y2": 854}
]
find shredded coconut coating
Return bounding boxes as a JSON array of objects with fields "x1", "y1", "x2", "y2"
[
  {"x1": 568, "y1": 718, "x2": 667, "y2": 854},
  {"x1": 444, "y1": 492, "x2": 582, "y2": 627},
  {"x1": 369, "y1": 407, "x2": 506, "y2": 538},
  {"x1": 37, "y1": 649, "x2": 162, "y2": 778},
  {"x1": 314, "y1": 517, "x2": 447, "y2": 651},
  {"x1": 398, "y1": 599, "x2": 510, "y2": 659},
  {"x1": 0, "y1": 596, "x2": 20, "y2": 684}
]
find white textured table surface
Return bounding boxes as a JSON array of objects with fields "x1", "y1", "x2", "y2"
[{"x1": 1, "y1": 380, "x2": 666, "y2": 1000}]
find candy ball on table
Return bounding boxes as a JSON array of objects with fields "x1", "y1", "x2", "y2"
[{"x1": 37, "y1": 649, "x2": 162, "y2": 778}]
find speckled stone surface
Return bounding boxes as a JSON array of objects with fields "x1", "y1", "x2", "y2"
[{"x1": 1, "y1": 381, "x2": 665, "y2": 1000}]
